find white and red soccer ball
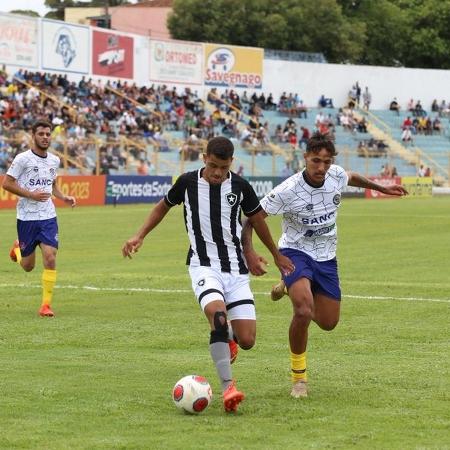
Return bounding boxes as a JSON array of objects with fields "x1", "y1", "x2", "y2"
[{"x1": 172, "y1": 375, "x2": 213, "y2": 414}]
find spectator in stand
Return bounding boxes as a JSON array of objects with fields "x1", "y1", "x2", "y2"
[
  {"x1": 431, "y1": 99, "x2": 439, "y2": 112},
  {"x1": 407, "y1": 98, "x2": 415, "y2": 114},
  {"x1": 362, "y1": 87, "x2": 371, "y2": 111},
  {"x1": 418, "y1": 164, "x2": 426, "y2": 177},
  {"x1": 299, "y1": 126, "x2": 310, "y2": 149},
  {"x1": 318, "y1": 95, "x2": 334, "y2": 108},
  {"x1": 401, "y1": 127, "x2": 413, "y2": 144},
  {"x1": 389, "y1": 98, "x2": 400, "y2": 115}
]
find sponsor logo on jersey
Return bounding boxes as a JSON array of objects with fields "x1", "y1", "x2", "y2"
[
  {"x1": 305, "y1": 203, "x2": 313, "y2": 211},
  {"x1": 333, "y1": 194, "x2": 341, "y2": 205},
  {"x1": 33, "y1": 166, "x2": 39, "y2": 172},
  {"x1": 304, "y1": 223, "x2": 336, "y2": 237},
  {"x1": 301, "y1": 211, "x2": 335, "y2": 225},
  {"x1": 29, "y1": 179, "x2": 53, "y2": 186},
  {"x1": 225, "y1": 192, "x2": 237, "y2": 206},
  {"x1": 198, "y1": 279, "x2": 205, "y2": 286}
]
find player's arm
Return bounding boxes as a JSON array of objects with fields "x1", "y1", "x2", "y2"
[
  {"x1": 1, "y1": 174, "x2": 51, "y2": 202},
  {"x1": 246, "y1": 210, "x2": 294, "y2": 277},
  {"x1": 347, "y1": 171, "x2": 408, "y2": 196},
  {"x1": 52, "y1": 180, "x2": 76, "y2": 207},
  {"x1": 122, "y1": 198, "x2": 172, "y2": 259}
]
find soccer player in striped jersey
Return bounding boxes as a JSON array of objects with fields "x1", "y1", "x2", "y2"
[
  {"x1": 243, "y1": 132, "x2": 408, "y2": 398},
  {"x1": 3, "y1": 119, "x2": 76, "y2": 317},
  {"x1": 122, "y1": 136, "x2": 294, "y2": 413}
]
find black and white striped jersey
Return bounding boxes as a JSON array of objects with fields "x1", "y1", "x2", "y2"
[{"x1": 164, "y1": 168, "x2": 262, "y2": 274}]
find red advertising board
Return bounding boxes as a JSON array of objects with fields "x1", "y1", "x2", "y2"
[
  {"x1": 365, "y1": 176, "x2": 402, "y2": 198},
  {"x1": 92, "y1": 30, "x2": 133, "y2": 79},
  {"x1": 0, "y1": 175, "x2": 106, "y2": 209}
]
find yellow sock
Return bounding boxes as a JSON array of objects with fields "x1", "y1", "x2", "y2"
[
  {"x1": 290, "y1": 351, "x2": 307, "y2": 383},
  {"x1": 42, "y1": 269, "x2": 57, "y2": 306},
  {"x1": 14, "y1": 246, "x2": 22, "y2": 264}
]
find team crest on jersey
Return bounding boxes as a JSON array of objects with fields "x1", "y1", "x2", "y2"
[
  {"x1": 305, "y1": 203, "x2": 314, "y2": 211},
  {"x1": 333, "y1": 194, "x2": 341, "y2": 205},
  {"x1": 33, "y1": 166, "x2": 39, "y2": 172},
  {"x1": 225, "y1": 192, "x2": 237, "y2": 206}
]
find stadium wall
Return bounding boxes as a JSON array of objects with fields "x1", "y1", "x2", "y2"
[
  {"x1": 0, "y1": 175, "x2": 435, "y2": 209},
  {"x1": 2, "y1": 12, "x2": 450, "y2": 109}
]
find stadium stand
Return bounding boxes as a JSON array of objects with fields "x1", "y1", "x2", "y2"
[{"x1": 1, "y1": 67, "x2": 447, "y2": 181}]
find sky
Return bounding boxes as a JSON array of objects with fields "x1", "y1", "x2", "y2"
[{"x1": 0, "y1": 1, "x2": 138, "y2": 17}]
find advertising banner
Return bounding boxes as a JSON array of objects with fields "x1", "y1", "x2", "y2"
[
  {"x1": 149, "y1": 39, "x2": 203, "y2": 85},
  {"x1": 0, "y1": 175, "x2": 106, "y2": 209},
  {"x1": 92, "y1": 30, "x2": 134, "y2": 79},
  {"x1": 106, "y1": 176, "x2": 172, "y2": 204},
  {"x1": 365, "y1": 176, "x2": 402, "y2": 198},
  {"x1": 0, "y1": 13, "x2": 38, "y2": 68},
  {"x1": 400, "y1": 176, "x2": 433, "y2": 197},
  {"x1": 247, "y1": 176, "x2": 281, "y2": 199},
  {"x1": 0, "y1": 175, "x2": 18, "y2": 208},
  {"x1": 204, "y1": 43, "x2": 263, "y2": 89},
  {"x1": 42, "y1": 20, "x2": 89, "y2": 74},
  {"x1": 54, "y1": 175, "x2": 106, "y2": 206}
]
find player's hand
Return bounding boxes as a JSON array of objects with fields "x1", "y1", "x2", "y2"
[
  {"x1": 64, "y1": 195, "x2": 77, "y2": 208},
  {"x1": 274, "y1": 253, "x2": 295, "y2": 277},
  {"x1": 122, "y1": 237, "x2": 143, "y2": 259},
  {"x1": 244, "y1": 250, "x2": 268, "y2": 276},
  {"x1": 30, "y1": 190, "x2": 51, "y2": 202},
  {"x1": 383, "y1": 184, "x2": 409, "y2": 196}
]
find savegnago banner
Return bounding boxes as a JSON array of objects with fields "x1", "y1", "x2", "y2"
[
  {"x1": 0, "y1": 13, "x2": 38, "y2": 68},
  {"x1": 204, "y1": 43, "x2": 263, "y2": 89}
]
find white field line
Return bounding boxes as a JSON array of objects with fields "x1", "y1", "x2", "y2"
[{"x1": 0, "y1": 283, "x2": 449, "y2": 303}]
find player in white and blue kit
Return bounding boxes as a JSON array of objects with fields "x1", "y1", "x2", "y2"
[
  {"x1": 2, "y1": 120, "x2": 76, "y2": 317},
  {"x1": 243, "y1": 132, "x2": 408, "y2": 398}
]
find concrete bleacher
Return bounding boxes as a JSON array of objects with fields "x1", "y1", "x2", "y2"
[{"x1": 369, "y1": 109, "x2": 450, "y2": 176}]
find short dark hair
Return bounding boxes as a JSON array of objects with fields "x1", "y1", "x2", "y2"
[
  {"x1": 206, "y1": 136, "x2": 234, "y2": 160},
  {"x1": 32, "y1": 120, "x2": 53, "y2": 134},
  {"x1": 306, "y1": 132, "x2": 338, "y2": 156}
]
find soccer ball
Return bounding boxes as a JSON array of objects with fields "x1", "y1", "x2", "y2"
[{"x1": 172, "y1": 375, "x2": 213, "y2": 414}]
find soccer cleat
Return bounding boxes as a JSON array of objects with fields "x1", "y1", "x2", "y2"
[
  {"x1": 271, "y1": 280, "x2": 287, "y2": 301},
  {"x1": 39, "y1": 304, "x2": 55, "y2": 317},
  {"x1": 9, "y1": 239, "x2": 20, "y2": 262},
  {"x1": 290, "y1": 380, "x2": 308, "y2": 398},
  {"x1": 223, "y1": 381, "x2": 245, "y2": 412},
  {"x1": 229, "y1": 339, "x2": 238, "y2": 364}
]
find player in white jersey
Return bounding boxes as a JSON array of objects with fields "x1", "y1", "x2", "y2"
[
  {"x1": 243, "y1": 132, "x2": 408, "y2": 398},
  {"x1": 122, "y1": 136, "x2": 294, "y2": 413},
  {"x1": 2, "y1": 120, "x2": 76, "y2": 317}
]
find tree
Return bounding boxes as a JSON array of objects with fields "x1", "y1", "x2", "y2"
[
  {"x1": 168, "y1": 0, "x2": 365, "y2": 63},
  {"x1": 9, "y1": 10, "x2": 40, "y2": 17}
]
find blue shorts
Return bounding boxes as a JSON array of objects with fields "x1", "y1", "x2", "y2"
[
  {"x1": 280, "y1": 248, "x2": 341, "y2": 301},
  {"x1": 17, "y1": 218, "x2": 59, "y2": 257}
]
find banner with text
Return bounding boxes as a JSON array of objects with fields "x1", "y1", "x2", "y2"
[
  {"x1": 0, "y1": 13, "x2": 38, "y2": 68},
  {"x1": 106, "y1": 176, "x2": 172, "y2": 204},
  {"x1": 365, "y1": 176, "x2": 402, "y2": 198},
  {"x1": 400, "y1": 176, "x2": 432, "y2": 197},
  {"x1": 149, "y1": 39, "x2": 203, "y2": 85},
  {"x1": 0, "y1": 175, "x2": 106, "y2": 209},
  {"x1": 42, "y1": 20, "x2": 89, "y2": 74},
  {"x1": 92, "y1": 30, "x2": 134, "y2": 79},
  {"x1": 204, "y1": 43, "x2": 263, "y2": 89}
]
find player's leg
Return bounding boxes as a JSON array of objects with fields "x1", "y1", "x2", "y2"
[
  {"x1": 313, "y1": 293, "x2": 340, "y2": 331},
  {"x1": 287, "y1": 276, "x2": 313, "y2": 398},
  {"x1": 37, "y1": 218, "x2": 59, "y2": 317},
  {"x1": 189, "y1": 267, "x2": 243, "y2": 412},
  {"x1": 11, "y1": 220, "x2": 38, "y2": 271},
  {"x1": 311, "y1": 257, "x2": 342, "y2": 331}
]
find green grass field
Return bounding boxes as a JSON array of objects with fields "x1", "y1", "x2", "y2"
[{"x1": 1, "y1": 197, "x2": 449, "y2": 449}]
